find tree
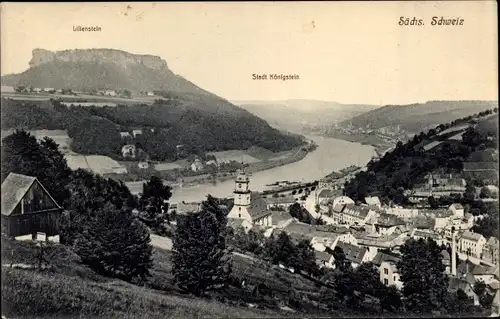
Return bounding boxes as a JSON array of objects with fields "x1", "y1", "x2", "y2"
[
  {"x1": 1, "y1": 130, "x2": 72, "y2": 204},
  {"x1": 140, "y1": 176, "x2": 172, "y2": 228},
  {"x1": 474, "y1": 280, "x2": 494, "y2": 309},
  {"x1": 332, "y1": 247, "x2": 351, "y2": 273},
  {"x1": 172, "y1": 196, "x2": 232, "y2": 296},
  {"x1": 397, "y1": 238, "x2": 448, "y2": 313},
  {"x1": 380, "y1": 285, "x2": 403, "y2": 312},
  {"x1": 295, "y1": 239, "x2": 321, "y2": 276},
  {"x1": 72, "y1": 202, "x2": 153, "y2": 282}
]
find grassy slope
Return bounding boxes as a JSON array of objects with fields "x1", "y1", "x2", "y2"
[{"x1": 0, "y1": 238, "x2": 285, "y2": 318}]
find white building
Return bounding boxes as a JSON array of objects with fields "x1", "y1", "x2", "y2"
[
  {"x1": 121, "y1": 144, "x2": 136, "y2": 158},
  {"x1": 332, "y1": 203, "x2": 378, "y2": 226},
  {"x1": 105, "y1": 90, "x2": 117, "y2": 96},
  {"x1": 227, "y1": 170, "x2": 272, "y2": 226},
  {"x1": 132, "y1": 129, "x2": 143, "y2": 138},
  {"x1": 449, "y1": 203, "x2": 465, "y2": 219},
  {"x1": 380, "y1": 260, "x2": 403, "y2": 290},
  {"x1": 138, "y1": 162, "x2": 149, "y2": 170},
  {"x1": 190, "y1": 159, "x2": 204, "y2": 172},
  {"x1": 332, "y1": 196, "x2": 355, "y2": 208},
  {"x1": 365, "y1": 196, "x2": 382, "y2": 209},
  {"x1": 459, "y1": 231, "x2": 487, "y2": 259}
]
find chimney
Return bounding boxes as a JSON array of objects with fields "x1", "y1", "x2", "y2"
[{"x1": 451, "y1": 226, "x2": 457, "y2": 276}]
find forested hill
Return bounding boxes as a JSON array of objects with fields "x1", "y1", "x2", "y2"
[
  {"x1": 0, "y1": 48, "x2": 306, "y2": 160},
  {"x1": 1, "y1": 97, "x2": 304, "y2": 161},
  {"x1": 339, "y1": 100, "x2": 498, "y2": 132},
  {"x1": 343, "y1": 108, "x2": 499, "y2": 204}
]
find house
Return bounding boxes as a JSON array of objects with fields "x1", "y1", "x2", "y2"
[
  {"x1": 105, "y1": 89, "x2": 117, "y2": 96},
  {"x1": 121, "y1": 144, "x2": 136, "y2": 158},
  {"x1": 227, "y1": 218, "x2": 253, "y2": 234},
  {"x1": 1, "y1": 173, "x2": 63, "y2": 238},
  {"x1": 384, "y1": 207, "x2": 419, "y2": 222},
  {"x1": 43, "y1": 88, "x2": 55, "y2": 93},
  {"x1": 335, "y1": 241, "x2": 370, "y2": 268},
  {"x1": 33, "y1": 88, "x2": 42, "y2": 93},
  {"x1": 448, "y1": 277, "x2": 480, "y2": 306},
  {"x1": 120, "y1": 132, "x2": 132, "y2": 139},
  {"x1": 410, "y1": 228, "x2": 446, "y2": 246},
  {"x1": 332, "y1": 203, "x2": 378, "y2": 226},
  {"x1": 365, "y1": 196, "x2": 382, "y2": 209},
  {"x1": 132, "y1": 129, "x2": 143, "y2": 138},
  {"x1": 227, "y1": 171, "x2": 272, "y2": 226},
  {"x1": 374, "y1": 214, "x2": 406, "y2": 236},
  {"x1": 458, "y1": 231, "x2": 487, "y2": 259},
  {"x1": 379, "y1": 260, "x2": 403, "y2": 290},
  {"x1": 332, "y1": 196, "x2": 355, "y2": 208},
  {"x1": 316, "y1": 189, "x2": 336, "y2": 204},
  {"x1": 421, "y1": 209, "x2": 454, "y2": 229},
  {"x1": 147, "y1": 91, "x2": 155, "y2": 96},
  {"x1": 449, "y1": 203, "x2": 465, "y2": 219},
  {"x1": 471, "y1": 264, "x2": 499, "y2": 284},
  {"x1": 190, "y1": 159, "x2": 204, "y2": 172},
  {"x1": 483, "y1": 237, "x2": 499, "y2": 266},
  {"x1": 138, "y1": 162, "x2": 149, "y2": 170},
  {"x1": 311, "y1": 232, "x2": 358, "y2": 252},
  {"x1": 315, "y1": 250, "x2": 335, "y2": 269}
]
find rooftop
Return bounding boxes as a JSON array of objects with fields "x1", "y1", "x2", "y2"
[
  {"x1": 376, "y1": 213, "x2": 406, "y2": 227},
  {"x1": 318, "y1": 189, "x2": 336, "y2": 198},
  {"x1": 336, "y1": 241, "x2": 368, "y2": 265},
  {"x1": 460, "y1": 230, "x2": 484, "y2": 242},
  {"x1": 315, "y1": 250, "x2": 333, "y2": 263},
  {"x1": 365, "y1": 196, "x2": 381, "y2": 206},
  {"x1": 248, "y1": 193, "x2": 272, "y2": 220},
  {"x1": 1, "y1": 172, "x2": 60, "y2": 216},
  {"x1": 372, "y1": 251, "x2": 401, "y2": 267}
]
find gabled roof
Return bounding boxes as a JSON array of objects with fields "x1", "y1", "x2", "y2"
[
  {"x1": 1, "y1": 173, "x2": 61, "y2": 216},
  {"x1": 315, "y1": 250, "x2": 333, "y2": 263},
  {"x1": 336, "y1": 241, "x2": 368, "y2": 264},
  {"x1": 365, "y1": 196, "x2": 381, "y2": 206},
  {"x1": 318, "y1": 189, "x2": 336, "y2": 198},
  {"x1": 248, "y1": 193, "x2": 272, "y2": 220},
  {"x1": 372, "y1": 251, "x2": 401, "y2": 267},
  {"x1": 460, "y1": 231, "x2": 485, "y2": 242},
  {"x1": 271, "y1": 210, "x2": 294, "y2": 225},
  {"x1": 333, "y1": 203, "x2": 372, "y2": 219},
  {"x1": 376, "y1": 213, "x2": 406, "y2": 227}
]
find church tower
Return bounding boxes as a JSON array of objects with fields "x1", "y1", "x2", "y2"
[{"x1": 234, "y1": 169, "x2": 251, "y2": 207}]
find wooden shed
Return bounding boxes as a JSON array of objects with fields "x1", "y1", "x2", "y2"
[{"x1": 1, "y1": 173, "x2": 63, "y2": 238}]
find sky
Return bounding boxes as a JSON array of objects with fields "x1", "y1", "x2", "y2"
[{"x1": 1, "y1": 1, "x2": 498, "y2": 105}]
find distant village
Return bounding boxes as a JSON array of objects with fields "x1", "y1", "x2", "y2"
[{"x1": 158, "y1": 141, "x2": 500, "y2": 310}]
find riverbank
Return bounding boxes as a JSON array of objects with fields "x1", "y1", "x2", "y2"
[
  {"x1": 125, "y1": 136, "x2": 374, "y2": 203},
  {"x1": 117, "y1": 140, "x2": 317, "y2": 192}
]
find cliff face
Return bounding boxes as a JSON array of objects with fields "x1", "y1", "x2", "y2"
[
  {"x1": 28, "y1": 48, "x2": 168, "y2": 71},
  {"x1": 2, "y1": 48, "x2": 209, "y2": 94}
]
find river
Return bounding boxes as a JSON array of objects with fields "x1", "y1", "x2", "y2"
[{"x1": 126, "y1": 135, "x2": 375, "y2": 203}]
